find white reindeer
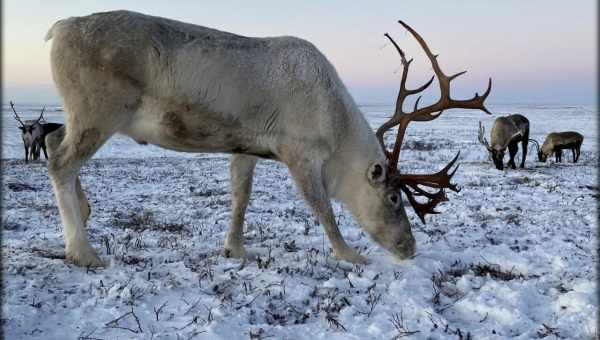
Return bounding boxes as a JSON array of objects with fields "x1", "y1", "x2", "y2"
[{"x1": 44, "y1": 11, "x2": 491, "y2": 267}]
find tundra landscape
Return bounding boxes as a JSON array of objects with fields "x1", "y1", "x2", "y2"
[
  {"x1": 2, "y1": 103, "x2": 597, "y2": 339},
  {"x1": 2, "y1": 2, "x2": 597, "y2": 339}
]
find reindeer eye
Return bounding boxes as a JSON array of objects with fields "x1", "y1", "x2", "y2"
[
  {"x1": 388, "y1": 193, "x2": 400, "y2": 207},
  {"x1": 372, "y1": 164, "x2": 383, "y2": 178},
  {"x1": 368, "y1": 163, "x2": 386, "y2": 183}
]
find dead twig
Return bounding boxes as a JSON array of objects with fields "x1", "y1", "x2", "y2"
[
  {"x1": 390, "y1": 311, "x2": 420, "y2": 338},
  {"x1": 537, "y1": 323, "x2": 563, "y2": 338},
  {"x1": 326, "y1": 314, "x2": 346, "y2": 332},
  {"x1": 105, "y1": 307, "x2": 143, "y2": 334},
  {"x1": 77, "y1": 327, "x2": 104, "y2": 340},
  {"x1": 154, "y1": 301, "x2": 168, "y2": 321}
]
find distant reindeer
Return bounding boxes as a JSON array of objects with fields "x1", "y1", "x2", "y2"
[
  {"x1": 11, "y1": 101, "x2": 63, "y2": 162},
  {"x1": 530, "y1": 132, "x2": 584, "y2": 163},
  {"x1": 478, "y1": 114, "x2": 530, "y2": 170},
  {"x1": 11, "y1": 101, "x2": 45, "y2": 162},
  {"x1": 44, "y1": 11, "x2": 491, "y2": 267}
]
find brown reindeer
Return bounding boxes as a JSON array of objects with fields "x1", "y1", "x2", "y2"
[
  {"x1": 530, "y1": 132, "x2": 584, "y2": 163},
  {"x1": 478, "y1": 114, "x2": 530, "y2": 170}
]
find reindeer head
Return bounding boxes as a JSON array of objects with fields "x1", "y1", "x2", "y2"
[
  {"x1": 361, "y1": 21, "x2": 492, "y2": 259},
  {"x1": 528, "y1": 139, "x2": 546, "y2": 162},
  {"x1": 478, "y1": 122, "x2": 506, "y2": 170}
]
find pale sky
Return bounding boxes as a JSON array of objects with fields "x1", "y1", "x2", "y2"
[{"x1": 2, "y1": 0, "x2": 597, "y2": 105}]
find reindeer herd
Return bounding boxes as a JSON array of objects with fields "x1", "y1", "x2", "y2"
[
  {"x1": 478, "y1": 114, "x2": 584, "y2": 170},
  {"x1": 8, "y1": 11, "x2": 586, "y2": 267}
]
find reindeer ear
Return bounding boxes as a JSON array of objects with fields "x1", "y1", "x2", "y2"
[
  {"x1": 367, "y1": 162, "x2": 386, "y2": 184},
  {"x1": 18, "y1": 126, "x2": 25, "y2": 132}
]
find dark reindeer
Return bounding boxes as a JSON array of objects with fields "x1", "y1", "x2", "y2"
[
  {"x1": 11, "y1": 101, "x2": 63, "y2": 162},
  {"x1": 478, "y1": 114, "x2": 530, "y2": 170},
  {"x1": 530, "y1": 132, "x2": 584, "y2": 163}
]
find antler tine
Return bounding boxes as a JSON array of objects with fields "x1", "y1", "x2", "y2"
[
  {"x1": 528, "y1": 139, "x2": 540, "y2": 154},
  {"x1": 397, "y1": 20, "x2": 447, "y2": 88},
  {"x1": 452, "y1": 78, "x2": 493, "y2": 115},
  {"x1": 383, "y1": 33, "x2": 436, "y2": 97},
  {"x1": 391, "y1": 151, "x2": 461, "y2": 223},
  {"x1": 36, "y1": 106, "x2": 46, "y2": 123},
  {"x1": 399, "y1": 184, "x2": 445, "y2": 223},
  {"x1": 9, "y1": 101, "x2": 25, "y2": 126},
  {"x1": 478, "y1": 121, "x2": 492, "y2": 151},
  {"x1": 375, "y1": 33, "x2": 437, "y2": 161},
  {"x1": 413, "y1": 96, "x2": 422, "y2": 112},
  {"x1": 393, "y1": 151, "x2": 461, "y2": 190},
  {"x1": 381, "y1": 21, "x2": 493, "y2": 169},
  {"x1": 396, "y1": 20, "x2": 492, "y2": 114},
  {"x1": 396, "y1": 20, "x2": 493, "y2": 118}
]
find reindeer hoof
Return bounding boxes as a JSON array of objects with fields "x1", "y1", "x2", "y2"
[
  {"x1": 333, "y1": 248, "x2": 369, "y2": 264},
  {"x1": 66, "y1": 244, "x2": 106, "y2": 268}
]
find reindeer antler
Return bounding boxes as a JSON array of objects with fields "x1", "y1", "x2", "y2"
[
  {"x1": 9, "y1": 101, "x2": 25, "y2": 126},
  {"x1": 478, "y1": 121, "x2": 492, "y2": 152},
  {"x1": 378, "y1": 21, "x2": 493, "y2": 223},
  {"x1": 528, "y1": 139, "x2": 540, "y2": 154},
  {"x1": 35, "y1": 106, "x2": 46, "y2": 124}
]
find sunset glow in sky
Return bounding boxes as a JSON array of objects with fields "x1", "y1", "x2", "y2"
[{"x1": 2, "y1": 0, "x2": 597, "y2": 104}]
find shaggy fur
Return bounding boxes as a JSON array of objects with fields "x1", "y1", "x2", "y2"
[
  {"x1": 45, "y1": 10, "x2": 416, "y2": 267},
  {"x1": 539, "y1": 131, "x2": 584, "y2": 162},
  {"x1": 488, "y1": 114, "x2": 530, "y2": 170}
]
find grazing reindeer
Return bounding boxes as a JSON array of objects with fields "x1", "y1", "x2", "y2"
[
  {"x1": 530, "y1": 132, "x2": 584, "y2": 163},
  {"x1": 11, "y1": 101, "x2": 45, "y2": 162},
  {"x1": 44, "y1": 11, "x2": 491, "y2": 267},
  {"x1": 478, "y1": 114, "x2": 530, "y2": 170}
]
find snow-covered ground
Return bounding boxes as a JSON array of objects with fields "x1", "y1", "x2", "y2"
[{"x1": 2, "y1": 103, "x2": 597, "y2": 339}]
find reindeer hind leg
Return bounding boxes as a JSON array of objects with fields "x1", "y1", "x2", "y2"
[
  {"x1": 224, "y1": 154, "x2": 258, "y2": 259},
  {"x1": 41, "y1": 141, "x2": 49, "y2": 160},
  {"x1": 520, "y1": 134, "x2": 528, "y2": 168}
]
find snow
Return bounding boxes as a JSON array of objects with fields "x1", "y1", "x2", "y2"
[{"x1": 2, "y1": 103, "x2": 597, "y2": 339}]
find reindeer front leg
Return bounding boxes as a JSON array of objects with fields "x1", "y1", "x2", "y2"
[
  {"x1": 289, "y1": 162, "x2": 367, "y2": 264},
  {"x1": 24, "y1": 145, "x2": 29, "y2": 163},
  {"x1": 555, "y1": 149, "x2": 562, "y2": 162},
  {"x1": 507, "y1": 142, "x2": 518, "y2": 169},
  {"x1": 224, "y1": 154, "x2": 258, "y2": 258},
  {"x1": 32, "y1": 142, "x2": 41, "y2": 161}
]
